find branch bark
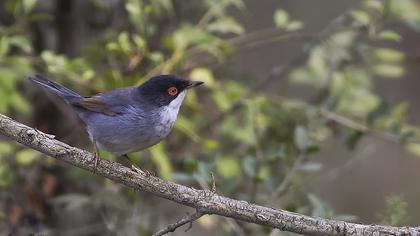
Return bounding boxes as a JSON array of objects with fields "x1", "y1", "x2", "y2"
[{"x1": 0, "y1": 113, "x2": 419, "y2": 236}]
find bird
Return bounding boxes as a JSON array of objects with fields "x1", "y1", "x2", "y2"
[{"x1": 28, "y1": 74, "x2": 204, "y2": 171}]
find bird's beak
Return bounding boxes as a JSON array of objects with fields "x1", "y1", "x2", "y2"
[{"x1": 187, "y1": 81, "x2": 204, "y2": 89}]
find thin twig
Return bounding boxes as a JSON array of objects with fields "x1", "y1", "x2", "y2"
[
  {"x1": 319, "y1": 108, "x2": 420, "y2": 144},
  {"x1": 152, "y1": 210, "x2": 205, "y2": 236},
  {"x1": 196, "y1": 172, "x2": 246, "y2": 236},
  {"x1": 266, "y1": 153, "x2": 307, "y2": 204}
]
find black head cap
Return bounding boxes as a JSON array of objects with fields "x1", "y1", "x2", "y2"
[{"x1": 138, "y1": 74, "x2": 203, "y2": 107}]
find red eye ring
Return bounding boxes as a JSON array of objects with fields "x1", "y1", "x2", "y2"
[{"x1": 167, "y1": 86, "x2": 178, "y2": 96}]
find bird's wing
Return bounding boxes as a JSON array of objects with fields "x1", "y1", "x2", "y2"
[
  {"x1": 71, "y1": 87, "x2": 137, "y2": 116},
  {"x1": 72, "y1": 96, "x2": 120, "y2": 116}
]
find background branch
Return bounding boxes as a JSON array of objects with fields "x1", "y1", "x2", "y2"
[
  {"x1": 152, "y1": 210, "x2": 205, "y2": 236},
  {"x1": 1, "y1": 113, "x2": 419, "y2": 236}
]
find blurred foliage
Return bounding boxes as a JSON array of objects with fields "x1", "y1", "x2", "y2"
[
  {"x1": 1, "y1": 0, "x2": 420, "y2": 235},
  {"x1": 380, "y1": 194, "x2": 409, "y2": 227}
]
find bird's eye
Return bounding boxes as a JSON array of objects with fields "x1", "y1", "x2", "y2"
[{"x1": 167, "y1": 86, "x2": 178, "y2": 96}]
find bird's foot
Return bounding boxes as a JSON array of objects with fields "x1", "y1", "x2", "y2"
[
  {"x1": 92, "y1": 143, "x2": 101, "y2": 173},
  {"x1": 130, "y1": 164, "x2": 144, "y2": 174},
  {"x1": 145, "y1": 169, "x2": 155, "y2": 176},
  {"x1": 93, "y1": 151, "x2": 100, "y2": 173},
  {"x1": 130, "y1": 165, "x2": 155, "y2": 176},
  {"x1": 122, "y1": 154, "x2": 153, "y2": 176}
]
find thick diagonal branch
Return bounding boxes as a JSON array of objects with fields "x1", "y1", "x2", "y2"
[{"x1": 0, "y1": 113, "x2": 419, "y2": 236}]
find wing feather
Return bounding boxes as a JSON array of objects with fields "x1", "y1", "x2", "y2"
[{"x1": 72, "y1": 96, "x2": 119, "y2": 116}]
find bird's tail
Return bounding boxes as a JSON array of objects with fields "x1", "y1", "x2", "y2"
[{"x1": 28, "y1": 74, "x2": 82, "y2": 103}]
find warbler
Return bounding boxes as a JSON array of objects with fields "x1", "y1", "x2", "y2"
[{"x1": 29, "y1": 74, "x2": 203, "y2": 169}]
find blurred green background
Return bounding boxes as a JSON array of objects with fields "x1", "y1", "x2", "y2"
[{"x1": 1, "y1": 0, "x2": 420, "y2": 235}]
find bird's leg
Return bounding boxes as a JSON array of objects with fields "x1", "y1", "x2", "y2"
[
  {"x1": 93, "y1": 142, "x2": 100, "y2": 172},
  {"x1": 122, "y1": 154, "x2": 145, "y2": 174}
]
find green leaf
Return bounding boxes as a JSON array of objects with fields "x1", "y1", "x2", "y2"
[
  {"x1": 41, "y1": 51, "x2": 67, "y2": 73},
  {"x1": 216, "y1": 156, "x2": 240, "y2": 178},
  {"x1": 258, "y1": 166, "x2": 270, "y2": 180},
  {"x1": 23, "y1": 0, "x2": 38, "y2": 13},
  {"x1": 373, "y1": 64, "x2": 405, "y2": 78},
  {"x1": 133, "y1": 34, "x2": 146, "y2": 50},
  {"x1": 373, "y1": 48, "x2": 404, "y2": 62},
  {"x1": 364, "y1": 0, "x2": 384, "y2": 12},
  {"x1": 150, "y1": 144, "x2": 173, "y2": 180},
  {"x1": 189, "y1": 67, "x2": 215, "y2": 87},
  {"x1": 16, "y1": 149, "x2": 39, "y2": 166},
  {"x1": 203, "y1": 139, "x2": 219, "y2": 151},
  {"x1": 376, "y1": 30, "x2": 401, "y2": 41},
  {"x1": 286, "y1": 21, "x2": 304, "y2": 31},
  {"x1": 351, "y1": 10, "x2": 371, "y2": 25},
  {"x1": 207, "y1": 17, "x2": 244, "y2": 35},
  {"x1": 0, "y1": 142, "x2": 13, "y2": 155},
  {"x1": 273, "y1": 9, "x2": 289, "y2": 28},
  {"x1": 0, "y1": 37, "x2": 10, "y2": 56},
  {"x1": 405, "y1": 143, "x2": 420, "y2": 157},
  {"x1": 380, "y1": 194, "x2": 409, "y2": 226},
  {"x1": 118, "y1": 32, "x2": 132, "y2": 53},
  {"x1": 0, "y1": 165, "x2": 14, "y2": 188},
  {"x1": 125, "y1": 0, "x2": 143, "y2": 29},
  {"x1": 212, "y1": 90, "x2": 231, "y2": 111}
]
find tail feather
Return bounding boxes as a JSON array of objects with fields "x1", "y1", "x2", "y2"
[{"x1": 28, "y1": 74, "x2": 82, "y2": 102}]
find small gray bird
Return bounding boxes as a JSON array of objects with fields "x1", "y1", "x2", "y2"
[{"x1": 28, "y1": 74, "x2": 203, "y2": 169}]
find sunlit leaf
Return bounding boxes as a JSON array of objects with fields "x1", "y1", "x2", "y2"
[
  {"x1": 351, "y1": 10, "x2": 371, "y2": 25},
  {"x1": 373, "y1": 64, "x2": 405, "y2": 78},
  {"x1": 118, "y1": 32, "x2": 132, "y2": 53},
  {"x1": 216, "y1": 156, "x2": 240, "y2": 178},
  {"x1": 0, "y1": 142, "x2": 13, "y2": 155},
  {"x1": 207, "y1": 17, "x2": 244, "y2": 35},
  {"x1": 198, "y1": 215, "x2": 217, "y2": 230},
  {"x1": 373, "y1": 48, "x2": 404, "y2": 62},
  {"x1": 0, "y1": 165, "x2": 14, "y2": 188},
  {"x1": 133, "y1": 34, "x2": 146, "y2": 50},
  {"x1": 286, "y1": 21, "x2": 304, "y2": 31},
  {"x1": 190, "y1": 67, "x2": 215, "y2": 87},
  {"x1": 364, "y1": 0, "x2": 384, "y2": 12},
  {"x1": 22, "y1": 0, "x2": 37, "y2": 13},
  {"x1": 380, "y1": 194, "x2": 409, "y2": 226},
  {"x1": 203, "y1": 139, "x2": 219, "y2": 151},
  {"x1": 16, "y1": 149, "x2": 39, "y2": 166},
  {"x1": 0, "y1": 37, "x2": 10, "y2": 56},
  {"x1": 273, "y1": 9, "x2": 289, "y2": 28},
  {"x1": 258, "y1": 166, "x2": 270, "y2": 180},
  {"x1": 376, "y1": 30, "x2": 401, "y2": 41},
  {"x1": 405, "y1": 143, "x2": 420, "y2": 157}
]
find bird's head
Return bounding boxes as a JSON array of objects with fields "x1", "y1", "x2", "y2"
[{"x1": 137, "y1": 74, "x2": 204, "y2": 108}]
